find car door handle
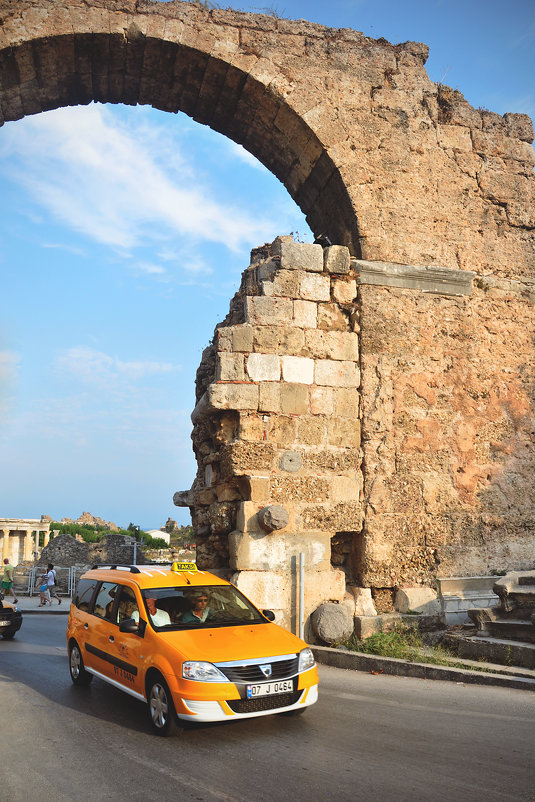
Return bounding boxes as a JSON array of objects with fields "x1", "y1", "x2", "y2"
[{"x1": 109, "y1": 635, "x2": 114, "y2": 643}]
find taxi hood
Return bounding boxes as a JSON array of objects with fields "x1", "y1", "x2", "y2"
[{"x1": 159, "y1": 622, "x2": 307, "y2": 663}]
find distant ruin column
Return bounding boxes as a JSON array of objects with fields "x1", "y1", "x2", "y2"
[
  {"x1": 23, "y1": 528, "x2": 34, "y2": 561},
  {"x1": 0, "y1": 530, "x2": 7, "y2": 562}
]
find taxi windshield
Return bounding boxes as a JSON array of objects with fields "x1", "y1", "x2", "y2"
[{"x1": 140, "y1": 585, "x2": 266, "y2": 630}]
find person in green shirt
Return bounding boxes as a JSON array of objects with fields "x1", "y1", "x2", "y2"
[{"x1": 1, "y1": 559, "x2": 19, "y2": 604}]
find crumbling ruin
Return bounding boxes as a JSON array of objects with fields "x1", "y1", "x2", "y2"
[{"x1": 1, "y1": 0, "x2": 533, "y2": 629}]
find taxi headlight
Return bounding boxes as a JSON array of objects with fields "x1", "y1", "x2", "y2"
[
  {"x1": 298, "y1": 648, "x2": 315, "y2": 673},
  {"x1": 182, "y1": 661, "x2": 228, "y2": 682}
]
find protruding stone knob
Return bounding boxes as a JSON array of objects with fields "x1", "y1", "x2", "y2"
[{"x1": 257, "y1": 505, "x2": 289, "y2": 532}]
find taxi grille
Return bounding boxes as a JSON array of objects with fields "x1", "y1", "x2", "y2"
[
  {"x1": 218, "y1": 657, "x2": 299, "y2": 684},
  {"x1": 227, "y1": 691, "x2": 301, "y2": 714}
]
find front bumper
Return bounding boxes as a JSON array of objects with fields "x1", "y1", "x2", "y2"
[
  {"x1": 169, "y1": 663, "x2": 319, "y2": 723},
  {"x1": 179, "y1": 683, "x2": 318, "y2": 722}
]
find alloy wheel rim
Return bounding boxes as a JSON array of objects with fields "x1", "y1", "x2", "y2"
[
  {"x1": 70, "y1": 647, "x2": 81, "y2": 678},
  {"x1": 150, "y1": 684, "x2": 168, "y2": 728}
]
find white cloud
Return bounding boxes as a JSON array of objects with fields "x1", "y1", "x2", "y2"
[
  {"x1": 134, "y1": 261, "x2": 168, "y2": 276},
  {"x1": 0, "y1": 105, "x2": 276, "y2": 254},
  {"x1": 55, "y1": 346, "x2": 179, "y2": 386},
  {"x1": 0, "y1": 351, "x2": 20, "y2": 412}
]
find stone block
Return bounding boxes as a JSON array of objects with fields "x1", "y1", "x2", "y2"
[
  {"x1": 272, "y1": 239, "x2": 324, "y2": 272},
  {"x1": 293, "y1": 300, "x2": 317, "y2": 328},
  {"x1": 305, "y1": 330, "x2": 359, "y2": 361},
  {"x1": 395, "y1": 587, "x2": 440, "y2": 615},
  {"x1": 317, "y1": 303, "x2": 349, "y2": 331},
  {"x1": 324, "y1": 245, "x2": 351, "y2": 274},
  {"x1": 354, "y1": 616, "x2": 382, "y2": 639},
  {"x1": 269, "y1": 415, "x2": 298, "y2": 445},
  {"x1": 297, "y1": 417, "x2": 326, "y2": 445},
  {"x1": 332, "y1": 278, "x2": 357, "y2": 305},
  {"x1": 310, "y1": 386, "x2": 336, "y2": 415},
  {"x1": 207, "y1": 382, "x2": 259, "y2": 411},
  {"x1": 246, "y1": 353, "x2": 280, "y2": 381},
  {"x1": 269, "y1": 269, "x2": 302, "y2": 298},
  {"x1": 327, "y1": 417, "x2": 361, "y2": 448},
  {"x1": 245, "y1": 296, "x2": 293, "y2": 325},
  {"x1": 253, "y1": 325, "x2": 305, "y2": 354},
  {"x1": 229, "y1": 530, "x2": 331, "y2": 572},
  {"x1": 236, "y1": 501, "x2": 265, "y2": 534},
  {"x1": 335, "y1": 387, "x2": 359, "y2": 419},
  {"x1": 315, "y1": 359, "x2": 360, "y2": 388},
  {"x1": 238, "y1": 475, "x2": 271, "y2": 502},
  {"x1": 216, "y1": 353, "x2": 245, "y2": 381},
  {"x1": 231, "y1": 324, "x2": 254, "y2": 352},
  {"x1": 238, "y1": 413, "x2": 265, "y2": 441},
  {"x1": 231, "y1": 569, "x2": 291, "y2": 611},
  {"x1": 258, "y1": 381, "x2": 281, "y2": 412},
  {"x1": 348, "y1": 587, "x2": 377, "y2": 617},
  {"x1": 281, "y1": 355, "x2": 314, "y2": 384},
  {"x1": 330, "y1": 474, "x2": 362, "y2": 503},
  {"x1": 300, "y1": 272, "x2": 331, "y2": 302},
  {"x1": 280, "y1": 383, "x2": 309, "y2": 414}
]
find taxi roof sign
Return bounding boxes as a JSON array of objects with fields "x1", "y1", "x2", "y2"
[{"x1": 171, "y1": 561, "x2": 198, "y2": 573}]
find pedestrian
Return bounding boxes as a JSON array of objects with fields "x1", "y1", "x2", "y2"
[
  {"x1": 46, "y1": 563, "x2": 61, "y2": 605},
  {"x1": 38, "y1": 570, "x2": 51, "y2": 606},
  {"x1": 1, "y1": 558, "x2": 19, "y2": 604}
]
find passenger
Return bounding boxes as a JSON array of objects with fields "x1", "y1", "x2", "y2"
[
  {"x1": 118, "y1": 594, "x2": 138, "y2": 623},
  {"x1": 182, "y1": 591, "x2": 211, "y2": 623}
]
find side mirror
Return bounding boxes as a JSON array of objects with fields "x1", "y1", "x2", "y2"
[
  {"x1": 119, "y1": 617, "x2": 139, "y2": 633},
  {"x1": 262, "y1": 609, "x2": 276, "y2": 621}
]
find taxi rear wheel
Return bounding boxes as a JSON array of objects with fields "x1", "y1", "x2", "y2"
[
  {"x1": 69, "y1": 640, "x2": 93, "y2": 686},
  {"x1": 147, "y1": 675, "x2": 178, "y2": 736}
]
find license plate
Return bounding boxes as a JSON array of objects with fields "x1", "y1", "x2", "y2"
[
  {"x1": 247, "y1": 679, "x2": 293, "y2": 698},
  {"x1": 0, "y1": 620, "x2": 10, "y2": 626}
]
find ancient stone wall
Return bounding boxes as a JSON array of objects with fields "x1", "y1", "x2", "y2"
[
  {"x1": 39, "y1": 533, "x2": 137, "y2": 567},
  {"x1": 359, "y1": 269, "x2": 535, "y2": 591},
  {"x1": 178, "y1": 240, "x2": 535, "y2": 625},
  {"x1": 176, "y1": 237, "x2": 362, "y2": 628}
]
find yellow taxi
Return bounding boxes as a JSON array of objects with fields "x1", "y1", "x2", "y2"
[{"x1": 66, "y1": 562, "x2": 318, "y2": 735}]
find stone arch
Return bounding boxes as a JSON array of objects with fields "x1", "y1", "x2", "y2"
[{"x1": 0, "y1": 11, "x2": 360, "y2": 251}]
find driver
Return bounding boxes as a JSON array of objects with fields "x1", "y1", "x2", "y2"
[
  {"x1": 133, "y1": 596, "x2": 171, "y2": 627},
  {"x1": 182, "y1": 591, "x2": 211, "y2": 623}
]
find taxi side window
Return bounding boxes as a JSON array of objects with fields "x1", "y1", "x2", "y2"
[
  {"x1": 93, "y1": 582, "x2": 120, "y2": 621},
  {"x1": 73, "y1": 578, "x2": 98, "y2": 612},
  {"x1": 115, "y1": 587, "x2": 139, "y2": 624}
]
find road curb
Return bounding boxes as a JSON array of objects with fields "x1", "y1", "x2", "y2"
[{"x1": 312, "y1": 645, "x2": 535, "y2": 692}]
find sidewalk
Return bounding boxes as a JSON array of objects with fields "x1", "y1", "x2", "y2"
[{"x1": 11, "y1": 595, "x2": 71, "y2": 614}]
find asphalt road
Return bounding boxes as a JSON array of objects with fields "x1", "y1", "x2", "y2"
[{"x1": 1, "y1": 615, "x2": 534, "y2": 802}]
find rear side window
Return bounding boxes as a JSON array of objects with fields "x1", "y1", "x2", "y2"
[
  {"x1": 93, "y1": 582, "x2": 120, "y2": 620},
  {"x1": 73, "y1": 578, "x2": 98, "y2": 612}
]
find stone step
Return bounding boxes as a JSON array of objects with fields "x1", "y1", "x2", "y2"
[
  {"x1": 442, "y1": 633, "x2": 535, "y2": 670},
  {"x1": 485, "y1": 619, "x2": 535, "y2": 644}
]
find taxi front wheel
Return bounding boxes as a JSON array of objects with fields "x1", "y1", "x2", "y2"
[
  {"x1": 69, "y1": 641, "x2": 93, "y2": 686},
  {"x1": 147, "y1": 675, "x2": 178, "y2": 736}
]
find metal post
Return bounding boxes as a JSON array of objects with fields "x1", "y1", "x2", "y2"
[{"x1": 299, "y1": 552, "x2": 305, "y2": 640}]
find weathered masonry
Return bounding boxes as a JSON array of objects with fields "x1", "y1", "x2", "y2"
[{"x1": 1, "y1": 0, "x2": 533, "y2": 627}]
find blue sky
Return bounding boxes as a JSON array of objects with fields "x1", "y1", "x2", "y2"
[{"x1": 0, "y1": 0, "x2": 533, "y2": 530}]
